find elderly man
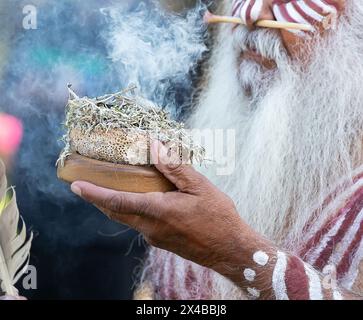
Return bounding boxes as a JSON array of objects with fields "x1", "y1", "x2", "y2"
[{"x1": 71, "y1": 0, "x2": 363, "y2": 299}]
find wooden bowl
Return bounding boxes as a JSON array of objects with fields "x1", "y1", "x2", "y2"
[{"x1": 57, "y1": 153, "x2": 176, "y2": 193}]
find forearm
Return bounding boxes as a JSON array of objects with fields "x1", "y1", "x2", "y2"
[
  {"x1": 213, "y1": 227, "x2": 363, "y2": 300},
  {"x1": 71, "y1": 144, "x2": 363, "y2": 300}
]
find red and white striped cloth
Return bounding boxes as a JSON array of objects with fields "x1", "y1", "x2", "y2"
[
  {"x1": 232, "y1": 0, "x2": 339, "y2": 32},
  {"x1": 150, "y1": 164, "x2": 363, "y2": 299},
  {"x1": 149, "y1": 250, "x2": 213, "y2": 300},
  {"x1": 300, "y1": 164, "x2": 363, "y2": 289}
]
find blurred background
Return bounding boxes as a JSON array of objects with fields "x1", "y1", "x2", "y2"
[{"x1": 0, "y1": 0, "x2": 211, "y2": 299}]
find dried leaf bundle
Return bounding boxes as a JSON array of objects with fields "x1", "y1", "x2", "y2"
[{"x1": 58, "y1": 85, "x2": 205, "y2": 166}]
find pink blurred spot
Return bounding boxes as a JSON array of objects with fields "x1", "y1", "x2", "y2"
[{"x1": 0, "y1": 113, "x2": 23, "y2": 155}]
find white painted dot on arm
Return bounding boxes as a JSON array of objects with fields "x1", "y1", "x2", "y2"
[
  {"x1": 243, "y1": 268, "x2": 256, "y2": 282},
  {"x1": 253, "y1": 251, "x2": 269, "y2": 266}
]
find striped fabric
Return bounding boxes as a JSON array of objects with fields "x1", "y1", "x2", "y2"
[
  {"x1": 300, "y1": 164, "x2": 363, "y2": 290},
  {"x1": 151, "y1": 165, "x2": 363, "y2": 299},
  {"x1": 271, "y1": 250, "x2": 344, "y2": 300},
  {"x1": 151, "y1": 250, "x2": 213, "y2": 300}
]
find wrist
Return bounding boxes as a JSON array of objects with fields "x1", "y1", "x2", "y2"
[{"x1": 211, "y1": 222, "x2": 276, "y2": 285}]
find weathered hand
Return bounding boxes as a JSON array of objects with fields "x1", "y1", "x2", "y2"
[
  {"x1": 69, "y1": 143, "x2": 363, "y2": 300},
  {"x1": 71, "y1": 141, "x2": 248, "y2": 270}
]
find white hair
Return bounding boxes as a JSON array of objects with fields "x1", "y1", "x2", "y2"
[{"x1": 142, "y1": 1, "x2": 363, "y2": 299}]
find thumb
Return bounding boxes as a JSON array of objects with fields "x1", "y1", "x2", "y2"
[{"x1": 150, "y1": 141, "x2": 210, "y2": 194}]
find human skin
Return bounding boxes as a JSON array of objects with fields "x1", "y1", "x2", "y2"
[
  {"x1": 71, "y1": 142, "x2": 362, "y2": 299},
  {"x1": 281, "y1": 0, "x2": 346, "y2": 60},
  {"x1": 238, "y1": 0, "x2": 346, "y2": 62},
  {"x1": 0, "y1": 0, "x2": 353, "y2": 301},
  {"x1": 71, "y1": 1, "x2": 361, "y2": 300}
]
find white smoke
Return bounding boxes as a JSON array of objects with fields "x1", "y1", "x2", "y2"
[
  {"x1": 145, "y1": 1, "x2": 363, "y2": 299},
  {"x1": 101, "y1": 0, "x2": 207, "y2": 117},
  {"x1": 0, "y1": 0, "x2": 208, "y2": 252},
  {"x1": 1, "y1": 0, "x2": 207, "y2": 201}
]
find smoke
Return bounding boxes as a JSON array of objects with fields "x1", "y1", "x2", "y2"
[
  {"x1": 0, "y1": 0, "x2": 208, "y2": 298},
  {"x1": 0, "y1": 0, "x2": 207, "y2": 203},
  {"x1": 102, "y1": 1, "x2": 207, "y2": 117},
  {"x1": 144, "y1": 1, "x2": 363, "y2": 299}
]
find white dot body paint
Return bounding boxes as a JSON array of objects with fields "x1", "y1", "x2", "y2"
[
  {"x1": 247, "y1": 287, "x2": 261, "y2": 299},
  {"x1": 243, "y1": 268, "x2": 256, "y2": 282},
  {"x1": 253, "y1": 251, "x2": 269, "y2": 266},
  {"x1": 272, "y1": 251, "x2": 289, "y2": 300}
]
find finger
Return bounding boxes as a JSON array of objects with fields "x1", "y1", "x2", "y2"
[
  {"x1": 95, "y1": 205, "x2": 147, "y2": 231},
  {"x1": 71, "y1": 181, "x2": 157, "y2": 217},
  {"x1": 96, "y1": 203, "x2": 173, "y2": 242},
  {"x1": 150, "y1": 141, "x2": 211, "y2": 194}
]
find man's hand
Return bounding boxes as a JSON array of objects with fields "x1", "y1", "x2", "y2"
[
  {"x1": 70, "y1": 141, "x2": 248, "y2": 271},
  {"x1": 70, "y1": 142, "x2": 363, "y2": 300}
]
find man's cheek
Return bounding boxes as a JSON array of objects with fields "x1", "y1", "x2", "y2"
[{"x1": 280, "y1": 29, "x2": 303, "y2": 58}]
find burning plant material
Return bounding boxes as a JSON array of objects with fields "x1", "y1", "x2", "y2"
[{"x1": 57, "y1": 85, "x2": 205, "y2": 167}]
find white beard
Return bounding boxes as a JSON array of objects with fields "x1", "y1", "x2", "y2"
[{"x1": 142, "y1": 1, "x2": 363, "y2": 299}]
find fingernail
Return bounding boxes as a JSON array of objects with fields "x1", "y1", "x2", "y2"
[{"x1": 71, "y1": 183, "x2": 82, "y2": 197}]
